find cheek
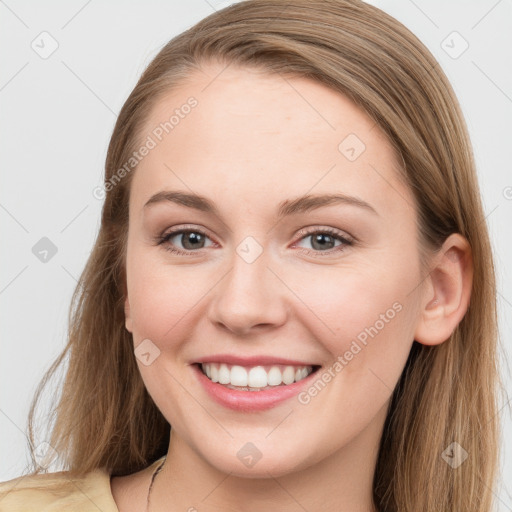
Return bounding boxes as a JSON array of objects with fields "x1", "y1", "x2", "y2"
[
  {"x1": 126, "y1": 254, "x2": 210, "y2": 343},
  {"x1": 290, "y1": 266, "x2": 418, "y2": 443},
  {"x1": 292, "y1": 268, "x2": 397, "y2": 336},
  {"x1": 291, "y1": 253, "x2": 420, "y2": 368}
]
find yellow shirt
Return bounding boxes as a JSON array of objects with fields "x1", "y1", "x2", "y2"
[{"x1": 0, "y1": 457, "x2": 165, "y2": 511}]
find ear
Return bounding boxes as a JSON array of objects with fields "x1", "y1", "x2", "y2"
[
  {"x1": 414, "y1": 233, "x2": 473, "y2": 346},
  {"x1": 124, "y1": 296, "x2": 133, "y2": 333}
]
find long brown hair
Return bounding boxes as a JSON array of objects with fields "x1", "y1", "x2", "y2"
[{"x1": 24, "y1": 1, "x2": 501, "y2": 510}]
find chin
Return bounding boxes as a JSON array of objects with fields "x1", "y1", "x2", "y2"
[{"x1": 201, "y1": 440, "x2": 321, "y2": 479}]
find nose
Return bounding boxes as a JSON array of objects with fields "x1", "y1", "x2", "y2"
[{"x1": 207, "y1": 246, "x2": 288, "y2": 336}]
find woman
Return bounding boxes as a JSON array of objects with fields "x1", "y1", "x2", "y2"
[{"x1": 0, "y1": 0, "x2": 501, "y2": 510}]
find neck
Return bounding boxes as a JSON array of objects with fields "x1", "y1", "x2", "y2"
[{"x1": 149, "y1": 404, "x2": 387, "y2": 512}]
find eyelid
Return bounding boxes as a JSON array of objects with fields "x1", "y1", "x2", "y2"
[
  {"x1": 155, "y1": 224, "x2": 217, "y2": 251},
  {"x1": 158, "y1": 224, "x2": 355, "y2": 241},
  {"x1": 155, "y1": 224, "x2": 355, "y2": 256},
  {"x1": 293, "y1": 225, "x2": 355, "y2": 245}
]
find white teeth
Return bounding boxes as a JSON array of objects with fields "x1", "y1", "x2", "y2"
[
  {"x1": 210, "y1": 364, "x2": 219, "y2": 383},
  {"x1": 267, "y1": 366, "x2": 282, "y2": 386},
  {"x1": 200, "y1": 362, "x2": 314, "y2": 389},
  {"x1": 230, "y1": 365, "x2": 248, "y2": 386},
  {"x1": 218, "y1": 363, "x2": 230, "y2": 384},
  {"x1": 296, "y1": 367, "x2": 308, "y2": 381},
  {"x1": 282, "y1": 366, "x2": 295, "y2": 385},
  {"x1": 248, "y1": 367, "x2": 267, "y2": 388}
]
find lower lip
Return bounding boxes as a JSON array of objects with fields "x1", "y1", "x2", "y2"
[{"x1": 192, "y1": 364, "x2": 319, "y2": 412}]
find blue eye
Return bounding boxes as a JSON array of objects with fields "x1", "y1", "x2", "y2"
[
  {"x1": 293, "y1": 227, "x2": 353, "y2": 256},
  {"x1": 156, "y1": 226, "x2": 354, "y2": 256},
  {"x1": 157, "y1": 228, "x2": 214, "y2": 255}
]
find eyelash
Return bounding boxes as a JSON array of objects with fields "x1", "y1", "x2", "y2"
[{"x1": 155, "y1": 225, "x2": 354, "y2": 257}]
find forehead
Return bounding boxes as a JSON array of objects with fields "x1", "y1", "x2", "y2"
[{"x1": 130, "y1": 63, "x2": 414, "y2": 220}]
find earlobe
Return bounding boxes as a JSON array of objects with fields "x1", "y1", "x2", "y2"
[
  {"x1": 124, "y1": 296, "x2": 133, "y2": 333},
  {"x1": 414, "y1": 233, "x2": 473, "y2": 346}
]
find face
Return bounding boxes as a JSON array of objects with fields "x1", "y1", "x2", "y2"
[{"x1": 124, "y1": 62, "x2": 425, "y2": 478}]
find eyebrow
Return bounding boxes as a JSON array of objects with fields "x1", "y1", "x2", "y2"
[{"x1": 143, "y1": 190, "x2": 378, "y2": 217}]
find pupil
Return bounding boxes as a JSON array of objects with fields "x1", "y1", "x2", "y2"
[
  {"x1": 179, "y1": 233, "x2": 335, "y2": 251},
  {"x1": 182, "y1": 232, "x2": 204, "y2": 250},
  {"x1": 312, "y1": 233, "x2": 334, "y2": 250}
]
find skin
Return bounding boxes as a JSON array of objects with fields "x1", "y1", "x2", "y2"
[{"x1": 111, "y1": 62, "x2": 473, "y2": 511}]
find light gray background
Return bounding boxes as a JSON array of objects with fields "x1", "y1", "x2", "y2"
[{"x1": 1, "y1": 0, "x2": 511, "y2": 508}]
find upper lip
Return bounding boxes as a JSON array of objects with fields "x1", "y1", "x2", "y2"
[{"x1": 193, "y1": 354, "x2": 320, "y2": 367}]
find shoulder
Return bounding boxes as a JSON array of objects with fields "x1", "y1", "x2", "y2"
[{"x1": 0, "y1": 467, "x2": 118, "y2": 511}]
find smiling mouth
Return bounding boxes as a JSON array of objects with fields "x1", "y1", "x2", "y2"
[{"x1": 196, "y1": 362, "x2": 321, "y2": 391}]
